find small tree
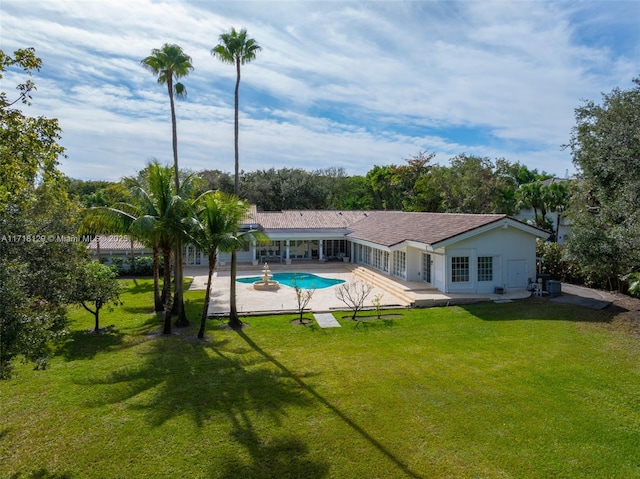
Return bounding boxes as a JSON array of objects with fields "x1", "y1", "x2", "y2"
[
  {"x1": 335, "y1": 279, "x2": 373, "y2": 321},
  {"x1": 372, "y1": 293, "x2": 384, "y2": 319},
  {"x1": 292, "y1": 278, "x2": 315, "y2": 325},
  {"x1": 72, "y1": 261, "x2": 123, "y2": 332}
]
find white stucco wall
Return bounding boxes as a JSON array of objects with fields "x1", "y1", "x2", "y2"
[{"x1": 442, "y1": 225, "x2": 539, "y2": 293}]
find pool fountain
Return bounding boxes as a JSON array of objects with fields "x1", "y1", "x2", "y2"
[{"x1": 253, "y1": 262, "x2": 280, "y2": 290}]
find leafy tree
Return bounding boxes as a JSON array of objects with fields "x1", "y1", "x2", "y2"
[
  {"x1": 198, "y1": 169, "x2": 234, "y2": 195},
  {"x1": 212, "y1": 27, "x2": 261, "y2": 329},
  {"x1": 71, "y1": 261, "x2": 123, "y2": 332},
  {"x1": 1, "y1": 48, "x2": 84, "y2": 377},
  {"x1": 365, "y1": 164, "x2": 404, "y2": 210},
  {"x1": 335, "y1": 279, "x2": 373, "y2": 321},
  {"x1": 141, "y1": 43, "x2": 194, "y2": 327},
  {"x1": 565, "y1": 78, "x2": 640, "y2": 290}
]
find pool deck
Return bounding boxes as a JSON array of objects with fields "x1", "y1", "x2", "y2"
[{"x1": 185, "y1": 262, "x2": 531, "y2": 317}]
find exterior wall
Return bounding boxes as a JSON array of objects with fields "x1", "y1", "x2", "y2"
[
  {"x1": 443, "y1": 226, "x2": 538, "y2": 293},
  {"x1": 515, "y1": 209, "x2": 570, "y2": 244}
]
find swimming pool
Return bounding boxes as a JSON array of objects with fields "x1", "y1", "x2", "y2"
[{"x1": 237, "y1": 272, "x2": 345, "y2": 290}]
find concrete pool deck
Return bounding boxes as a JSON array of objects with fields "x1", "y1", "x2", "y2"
[{"x1": 185, "y1": 263, "x2": 531, "y2": 316}]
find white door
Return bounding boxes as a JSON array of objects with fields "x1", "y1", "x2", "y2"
[{"x1": 507, "y1": 260, "x2": 527, "y2": 289}]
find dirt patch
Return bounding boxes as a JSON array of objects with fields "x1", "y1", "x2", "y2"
[
  {"x1": 340, "y1": 314, "x2": 404, "y2": 321},
  {"x1": 290, "y1": 318, "x2": 314, "y2": 326},
  {"x1": 218, "y1": 322, "x2": 251, "y2": 331},
  {"x1": 603, "y1": 292, "x2": 640, "y2": 338}
]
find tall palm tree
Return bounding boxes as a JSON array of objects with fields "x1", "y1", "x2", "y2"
[
  {"x1": 83, "y1": 162, "x2": 195, "y2": 335},
  {"x1": 193, "y1": 193, "x2": 265, "y2": 339},
  {"x1": 141, "y1": 43, "x2": 194, "y2": 326},
  {"x1": 212, "y1": 28, "x2": 261, "y2": 329}
]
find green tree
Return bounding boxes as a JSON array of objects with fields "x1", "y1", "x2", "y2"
[
  {"x1": 141, "y1": 43, "x2": 194, "y2": 327},
  {"x1": 565, "y1": 79, "x2": 640, "y2": 290},
  {"x1": 193, "y1": 193, "x2": 265, "y2": 337},
  {"x1": 545, "y1": 181, "x2": 571, "y2": 242},
  {"x1": 71, "y1": 261, "x2": 123, "y2": 332},
  {"x1": 1, "y1": 48, "x2": 84, "y2": 377},
  {"x1": 83, "y1": 162, "x2": 197, "y2": 334},
  {"x1": 212, "y1": 27, "x2": 261, "y2": 329}
]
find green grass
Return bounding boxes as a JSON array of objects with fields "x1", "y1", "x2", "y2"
[{"x1": 2, "y1": 279, "x2": 639, "y2": 478}]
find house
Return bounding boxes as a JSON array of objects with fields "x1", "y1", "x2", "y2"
[
  {"x1": 87, "y1": 234, "x2": 150, "y2": 267},
  {"x1": 211, "y1": 209, "x2": 549, "y2": 294}
]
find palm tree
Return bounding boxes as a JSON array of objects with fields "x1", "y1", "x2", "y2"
[
  {"x1": 83, "y1": 162, "x2": 195, "y2": 335},
  {"x1": 141, "y1": 43, "x2": 194, "y2": 326},
  {"x1": 193, "y1": 193, "x2": 265, "y2": 338},
  {"x1": 516, "y1": 181, "x2": 545, "y2": 227},
  {"x1": 545, "y1": 181, "x2": 571, "y2": 242},
  {"x1": 212, "y1": 28, "x2": 261, "y2": 329}
]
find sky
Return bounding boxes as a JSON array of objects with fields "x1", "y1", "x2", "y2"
[{"x1": 1, "y1": 0, "x2": 639, "y2": 181}]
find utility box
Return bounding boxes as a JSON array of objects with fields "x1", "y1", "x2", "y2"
[
  {"x1": 537, "y1": 273, "x2": 550, "y2": 292},
  {"x1": 546, "y1": 280, "x2": 562, "y2": 297}
]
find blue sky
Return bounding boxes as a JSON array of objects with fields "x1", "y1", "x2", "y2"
[{"x1": 1, "y1": 0, "x2": 638, "y2": 181}]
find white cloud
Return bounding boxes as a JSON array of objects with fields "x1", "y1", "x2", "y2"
[{"x1": 1, "y1": 0, "x2": 637, "y2": 181}]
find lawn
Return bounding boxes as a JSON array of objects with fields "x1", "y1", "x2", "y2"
[{"x1": 2, "y1": 279, "x2": 639, "y2": 478}]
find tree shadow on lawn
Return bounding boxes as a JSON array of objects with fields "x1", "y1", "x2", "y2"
[
  {"x1": 75, "y1": 335, "x2": 330, "y2": 478},
  {"x1": 124, "y1": 278, "x2": 155, "y2": 295},
  {"x1": 460, "y1": 297, "x2": 613, "y2": 323},
  {"x1": 55, "y1": 326, "x2": 127, "y2": 362},
  {"x1": 8, "y1": 469, "x2": 73, "y2": 479},
  {"x1": 235, "y1": 329, "x2": 424, "y2": 479}
]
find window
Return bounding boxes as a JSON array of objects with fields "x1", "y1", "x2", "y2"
[
  {"x1": 451, "y1": 256, "x2": 469, "y2": 283},
  {"x1": 478, "y1": 256, "x2": 493, "y2": 282},
  {"x1": 422, "y1": 253, "x2": 432, "y2": 283},
  {"x1": 392, "y1": 250, "x2": 406, "y2": 279}
]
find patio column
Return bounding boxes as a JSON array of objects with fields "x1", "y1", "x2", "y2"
[
  {"x1": 285, "y1": 240, "x2": 290, "y2": 261},
  {"x1": 319, "y1": 239, "x2": 324, "y2": 261},
  {"x1": 251, "y1": 239, "x2": 258, "y2": 265}
]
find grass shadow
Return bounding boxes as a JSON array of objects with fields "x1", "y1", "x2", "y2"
[
  {"x1": 125, "y1": 278, "x2": 156, "y2": 295},
  {"x1": 463, "y1": 297, "x2": 613, "y2": 323},
  {"x1": 236, "y1": 329, "x2": 423, "y2": 479},
  {"x1": 55, "y1": 326, "x2": 126, "y2": 362},
  {"x1": 75, "y1": 334, "x2": 329, "y2": 477},
  {"x1": 9, "y1": 469, "x2": 73, "y2": 479}
]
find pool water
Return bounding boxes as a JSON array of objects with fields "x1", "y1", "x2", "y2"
[{"x1": 237, "y1": 272, "x2": 345, "y2": 290}]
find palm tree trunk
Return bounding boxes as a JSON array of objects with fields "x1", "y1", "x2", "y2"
[
  {"x1": 153, "y1": 246, "x2": 162, "y2": 312},
  {"x1": 234, "y1": 59, "x2": 240, "y2": 195},
  {"x1": 198, "y1": 254, "x2": 216, "y2": 339},
  {"x1": 167, "y1": 79, "x2": 188, "y2": 327},
  {"x1": 162, "y1": 247, "x2": 173, "y2": 335},
  {"x1": 168, "y1": 79, "x2": 180, "y2": 192},
  {"x1": 228, "y1": 59, "x2": 242, "y2": 330},
  {"x1": 174, "y1": 240, "x2": 189, "y2": 327},
  {"x1": 228, "y1": 248, "x2": 241, "y2": 328}
]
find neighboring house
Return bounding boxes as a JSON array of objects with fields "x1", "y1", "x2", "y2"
[
  {"x1": 213, "y1": 209, "x2": 549, "y2": 294},
  {"x1": 87, "y1": 235, "x2": 150, "y2": 267}
]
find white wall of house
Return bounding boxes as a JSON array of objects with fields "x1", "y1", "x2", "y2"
[{"x1": 443, "y1": 226, "x2": 539, "y2": 293}]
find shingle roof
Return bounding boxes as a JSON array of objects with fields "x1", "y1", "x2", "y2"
[
  {"x1": 87, "y1": 235, "x2": 147, "y2": 251},
  {"x1": 254, "y1": 210, "x2": 371, "y2": 230},
  {"x1": 346, "y1": 211, "x2": 507, "y2": 247}
]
